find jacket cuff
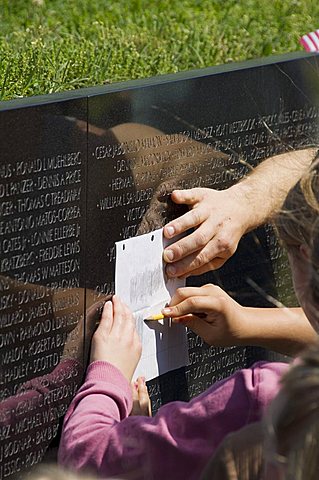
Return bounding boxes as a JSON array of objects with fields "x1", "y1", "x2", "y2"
[{"x1": 85, "y1": 360, "x2": 132, "y2": 401}]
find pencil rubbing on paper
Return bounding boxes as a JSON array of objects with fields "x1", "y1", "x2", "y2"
[{"x1": 115, "y1": 228, "x2": 189, "y2": 380}]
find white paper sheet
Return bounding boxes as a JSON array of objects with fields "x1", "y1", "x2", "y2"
[{"x1": 115, "y1": 228, "x2": 189, "y2": 380}]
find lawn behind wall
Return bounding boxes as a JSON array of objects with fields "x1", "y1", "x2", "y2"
[{"x1": 0, "y1": 0, "x2": 319, "y2": 100}]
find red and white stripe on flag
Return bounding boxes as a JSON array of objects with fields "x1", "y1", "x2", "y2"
[{"x1": 300, "y1": 29, "x2": 319, "y2": 52}]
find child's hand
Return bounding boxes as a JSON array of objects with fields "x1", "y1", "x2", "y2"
[
  {"x1": 90, "y1": 295, "x2": 142, "y2": 382},
  {"x1": 130, "y1": 376, "x2": 152, "y2": 417},
  {"x1": 162, "y1": 284, "x2": 247, "y2": 346}
]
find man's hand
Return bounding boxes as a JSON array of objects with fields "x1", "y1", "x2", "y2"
[
  {"x1": 162, "y1": 284, "x2": 247, "y2": 346},
  {"x1": 163, "y1": 149, "x2": 316, "y2": 278},
  {"x1": 163, "y1": 187, "x2": 250, "y2": 278},
  {"x1": 90, "y1": 296, "x2": 142, "y2": 382}
]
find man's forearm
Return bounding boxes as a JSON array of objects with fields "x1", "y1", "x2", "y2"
[{"x1": 231, "y1": 148, "x2": 317, "y2": 232}]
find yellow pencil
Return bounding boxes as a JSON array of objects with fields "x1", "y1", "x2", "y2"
[
  {"x1": 145, "y1": 312, "x2": 207, "y2": 321},
  {"x1": 144, "y1": 313, "x2": 166, "y2": 321}
]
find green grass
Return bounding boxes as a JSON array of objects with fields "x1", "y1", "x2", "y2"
[{"x1": 0, "y1": 0, "x2": 319, "y2": 100}]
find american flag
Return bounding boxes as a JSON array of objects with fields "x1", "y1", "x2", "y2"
[{"x1": 300, "y1": 29, "x2": 319, "y2": 52}]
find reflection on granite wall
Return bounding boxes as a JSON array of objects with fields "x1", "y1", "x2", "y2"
[{"x1": 1, "y1": 52, "x2": 319, "y2": 478}]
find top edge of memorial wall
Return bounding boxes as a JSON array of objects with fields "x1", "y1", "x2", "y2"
[{"x1": 0, "y1": 52, "x2": 318, "y2": 112}]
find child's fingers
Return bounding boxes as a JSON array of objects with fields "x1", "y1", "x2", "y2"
[
  {"x1": 171, "y1": 313, "x2": 196, "y2": 324},
  {"x1": 130, "y1": 381, "x2": 141, "y2": 416},
  {"x1": 129, "y1": 378, "x2": 151, "y2": 416},
  {"x1": 173, "y1": 316, "x2": 214, "y2": 341},
  {"x1": 122, "y1": 301, "x2": 136, "y2": 326},
  {"x1": 131, "y1": 381, "x2": 139, "y2": 401},
  {"x1": 163, "y1": 296, "x2": 223, "y2": 318},
  {"x1": 97, "y1": 301, "x2": 114, "y2": 335},
  {"x1": 169, "y1": 284, "x2": 218, "y2": 306},
  {"x1": 112, "y1": 295, "x2": 126, "y2": 332},
  {"x1": 137, "y1": 376, "x2": 151, "y2": 417},
  {"x1": 113, "y1": 296, "x2": 136, "y2": 336},
  {"x1": 169, "y1": 286, "x2": 204, "y2": 305}
]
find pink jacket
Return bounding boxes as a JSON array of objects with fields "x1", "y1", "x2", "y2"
[{"x1": 58, "y1": 360, "x2": 288, "y2": 480}]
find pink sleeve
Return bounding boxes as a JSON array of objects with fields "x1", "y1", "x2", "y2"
[{"x1": 58, "y1": 360, "x2": 288, "y2": 480}]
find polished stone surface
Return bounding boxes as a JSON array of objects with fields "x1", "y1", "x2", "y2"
[
  {"x1": 0, "y1": 99, "x2": 87, "y2": 476},
  {"x1": 86, "y1": 53, "x2": 319, "y2": 408},
  {"x1": 0, "y1": 52, "x2": 319, "y2": 477}
]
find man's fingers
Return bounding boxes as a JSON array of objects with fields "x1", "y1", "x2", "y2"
[
  {"x1": 165, "y1": 246, "x2": 210, "y2": 277},
  {"x1": 164, "y1": 218, "x2": 214, "y2": 266},
  {"x1": 179, "y1": 257, "x2": 229, "y2": 278},
  {"x1": 163, "y1": 188, "x2": 206, "y2": 241},
  {"x1": 165, "y1": 234, "x2": 236, "y2": 277},
  {"x1": 170, "y1": 188, "x2": 203, "y2": 206},
  {"x1": 163, "y1": 209, "x2": 205, "y2": 251}
]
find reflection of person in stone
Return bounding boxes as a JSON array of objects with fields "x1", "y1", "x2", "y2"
[
  {"x1": 87, "y1": 119, "x2": 317, "y2": 278},
  {"x1": 163, "y1": 147, "x2": 318, "y2": 277},
  {"x1": 0, "y1": 282, "x2": 103, "y2": 471},
  {"x1": 86, "y1": 121, "x2": 229, "y2": 232},
  {"x1": 58, "y1": 162, "x2": 319, "y2": 480}
]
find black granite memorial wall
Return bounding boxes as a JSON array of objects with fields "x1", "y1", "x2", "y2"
[{"x1": 0, "y1": 52, "x2": 319, "y2": 478}]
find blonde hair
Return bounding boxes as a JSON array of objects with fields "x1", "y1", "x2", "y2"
[
  {"x1": 265, "y1": 156, "x2": 319, "y2": 478},
  {"x1": 276, "y1": 156, "x2": 319, "y2": 244},
  {"x1": 24, "y1": 465, "x2": 98, "y2": 480},
  {"x1": 275, "y1": 155, "x2": 319, "y2": 305},
  {"x1": 264, "y1": 341, "x2": 319, "y2": 479}
]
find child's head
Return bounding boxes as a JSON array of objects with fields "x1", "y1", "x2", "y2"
[
  {"x1": 275, "y1": 156, "x2": 319, "y2": 331},
  {"x1": 24, "y1": 465, "x2": 97, "y2": 480},
  {"x1": 266, "y1": 156, "x2": 319, "y2": 477},
  {"x1": 264, "y1": 341, "x2": 319, "y2": 480}
]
